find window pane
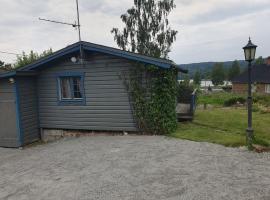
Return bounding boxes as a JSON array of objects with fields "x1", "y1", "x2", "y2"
[
  {"x1": 73, "y1": 77, "x2": 82, "y2": 98},
  {"x1": 60, "y1": 78, "x2": 71, "y2": 99}
]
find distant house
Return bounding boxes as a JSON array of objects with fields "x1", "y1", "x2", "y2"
[
  {"x1": 232, "y1": 57, "x2": 270, "y2": 94},
  {"x1": 0, "y1": 41, "x2": 187, "y2": 148}
]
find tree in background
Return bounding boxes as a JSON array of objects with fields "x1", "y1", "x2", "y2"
[
  {"x1": 111, "y1": 0, "x2": 177, "y2": 59},
  {"x1": 227, "y1": 60, "x2": 240, "y2": 81},
  {"x1": 0, "y1": 60, "x2": 4, "y2": 67},
  {"x1": 211, "y1": 63, "x2": 225, "y2": 86},
  {"x1": 179, "y1": 74, "x2": 190, "y2": 86},
  {"x1": 193, "y1": 70, "x2": 201, "y2": 85},
  {"x1": 203, "y1": 69, "x2": 211, "y2": 80},
  {"x1": 111, "y1": 0, "x2": 178, "y2": 134},
  {"x1": 255, "y1": 56, "x2": 264, "y2": 65},
  {"x1": 14, "y1": 48, "x2": 53, "y2": 68},
  {"x1": 0, "y1": 60, "x2": 13, "y2": 71}
]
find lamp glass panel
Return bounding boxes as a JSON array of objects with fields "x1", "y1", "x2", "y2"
[
  {"x1": 251, "y1": 48, "x2": 256, "y2": 61},
  {"x1": 244, "y1": 48, "x2": 251, "y2": 61}
]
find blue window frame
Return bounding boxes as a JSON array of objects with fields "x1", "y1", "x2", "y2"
[{"x1": 57, "y1": 72, "x2": 85, "y2": 105}]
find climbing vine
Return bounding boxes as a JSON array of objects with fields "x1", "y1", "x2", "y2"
[
  {"x1": 113, "y1": 0, "x2": 178, "y2": 134},
  {"x1": 122, "y1": 64, "x2": 178, "y2": 135}
]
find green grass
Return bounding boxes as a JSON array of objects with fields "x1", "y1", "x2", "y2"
[
  {"x1": 171, "y1": 108, "x2": 270, "y2": 147},
  {"x1": 197, "y1": 92, "x2": 270, "y2": 107}
]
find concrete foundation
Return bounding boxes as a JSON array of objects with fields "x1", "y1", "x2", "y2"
[
  {"x1": 41, "y1": 129, "x2": 130, "y2": 142},
  {"x1": 41, "y1": 129, "x2": 64, "y2": 142}
]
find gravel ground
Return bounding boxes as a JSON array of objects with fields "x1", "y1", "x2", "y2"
[{"x1": 0, "y1": 136, "x2": 270, "y2": 200}]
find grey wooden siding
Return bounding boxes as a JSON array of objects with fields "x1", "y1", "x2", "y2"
[
  {"x1": 0, "y1": 78, "x2": 19, "y2": 147},
  {"x1": 37, "y1": 53, "x2": 137, "y2": 131},
  {"x1": 17, "y1": 77, "x2": 39, "y2": 145}
]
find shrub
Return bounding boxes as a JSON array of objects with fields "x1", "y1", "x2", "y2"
[
  {"x1": 253, "y1": 95, "x2": 270, "y2": 107},
  {"x1": 222, "y1": 85, "x2": 232, "y2": 92},
  {"x1": 253, "y1": 103, "x2": 270, "y2": 114},
  {"x1": 223, "y1": 97, "x2": 246, "y2": 107},
  {"x1": 252, "y1": 104, "x2": 260, "y2": 112},
  {"x1": 177, "y1": 82, "x2": 194, "y2": 103},
  {"x1": 198, "y1": 92, "x2": 243, "y2": 106}
]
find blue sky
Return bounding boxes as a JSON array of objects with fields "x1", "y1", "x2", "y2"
[{"x1": 0, "y1": 0, "x2": 270, "y2": 64}]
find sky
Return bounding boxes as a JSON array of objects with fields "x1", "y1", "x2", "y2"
[{"x1": 0, "y1": 0, "x2": 270, "y2": 64}]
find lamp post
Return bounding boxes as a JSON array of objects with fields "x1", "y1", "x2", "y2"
[{"x1": 243, "y1": 37, "x2": 257, "y2": 148}]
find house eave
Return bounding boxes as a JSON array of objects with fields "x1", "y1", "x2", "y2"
[
  {"x1": 0, "y1": 71, "x2": 37, "y2": 79},
  {"x1": 15, "y1": 41, "x2": 185, "y2": 72}
]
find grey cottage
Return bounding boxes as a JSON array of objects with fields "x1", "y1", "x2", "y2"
[{"x1": 0, "y1": 41, "x2": 186, "y2": 147}]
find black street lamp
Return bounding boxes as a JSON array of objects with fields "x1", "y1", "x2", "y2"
[{"x1": 243, "y1": 37, "x2": 257, "y2": 148}]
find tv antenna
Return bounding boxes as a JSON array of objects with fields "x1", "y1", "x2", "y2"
[{"x1": 39, "y1": 0, "x2": 83, "y2": 63}]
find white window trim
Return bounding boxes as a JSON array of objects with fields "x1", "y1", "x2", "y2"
[{"x1": 265, "y1": 84, "x2": 270, "y2": 94}]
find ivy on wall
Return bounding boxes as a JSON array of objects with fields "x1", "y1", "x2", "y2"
[
  {"x1": 112, "y1": 0, "x2": 179, "y2": 134},
  {"x1": 122, "y1": 64, "x2": 178, "y2": 135}
]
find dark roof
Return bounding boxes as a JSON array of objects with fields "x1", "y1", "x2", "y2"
[
  {"x1": 0, "y1": 68, "x2": 12, "y2": 76},
  {"x1": 0, "y1": 71, "x2": 37, "y2": 78},
  {"x1": 0, "y1": 41, "x2": 186, "y2": 79},
  {"x1": 0, "y1": 69, "x2": 7, "y2": 74},
  {"x1": 232, "y1": 64, "x2": 270, "y2": 83}
]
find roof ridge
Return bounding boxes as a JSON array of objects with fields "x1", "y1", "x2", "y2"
[{"x1": 80, "y1": 41, "x2": 173, "y2": 64}]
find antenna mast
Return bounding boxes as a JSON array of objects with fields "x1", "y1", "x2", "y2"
[
  {"x1": 76, "y1": 0, "x2": 81, "y2": 42},
  {"x1": 76, "y1": 0, "x2": 83, "y2": 63},
  {"x1": 39, "y1": 0, "x2": 83, "y2": 63}
]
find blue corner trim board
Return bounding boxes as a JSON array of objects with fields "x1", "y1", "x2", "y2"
[
  {"x1": 14, "y1": 79, "x2": 23, "y2": 147},
  {"x1": 56, "y1": 72, "x2": 86, "y2": 106}
]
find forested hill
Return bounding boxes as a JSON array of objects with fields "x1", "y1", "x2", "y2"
[{"x1": 179, "y1": 60, "x2": 247, "y2": 77}]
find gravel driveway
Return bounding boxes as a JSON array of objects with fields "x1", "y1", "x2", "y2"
[{"x1": 1, "y1": 136, "x2": 270, "y2": 200}]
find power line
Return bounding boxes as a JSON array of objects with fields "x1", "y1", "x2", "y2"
[{"x1": 0, "y1": 51, "x2": 21, "y2": 56}]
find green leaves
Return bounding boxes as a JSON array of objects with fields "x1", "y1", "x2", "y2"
[
  {"x1": 113, "y1": 0, "x2": 178, "y2": 134},
  {"x1": 211, "y1": 63, "x2": 225, "y2": 86},
  {"x1": 111, "y1": 0, "x2": 177, "y2": 59},
  {"x1": 227, "y1": 60, "x2": 240, "y2": 81},
  {"x1": 255, "y1": 56, "x2": 264, "y2": 65},
  {"x1": 0, "y1": 60, "x2": 4, "y2": 67},
  {"x1": 14, "y1": 48, "x2": 53, "y2": 68},
  {"x1": 145, "y1": 68, "x2": 177, "y2": 134},
  {"x1": 126, "y1": 66, "x2": 177, "y2": 135},
  {"x1": 193, "y1": 70, "x2": 201, "y2": 85}
]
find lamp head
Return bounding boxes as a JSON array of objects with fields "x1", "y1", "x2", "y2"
[{"x1": 243, "y1": 37, "x2": 257, "y2": 62}]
